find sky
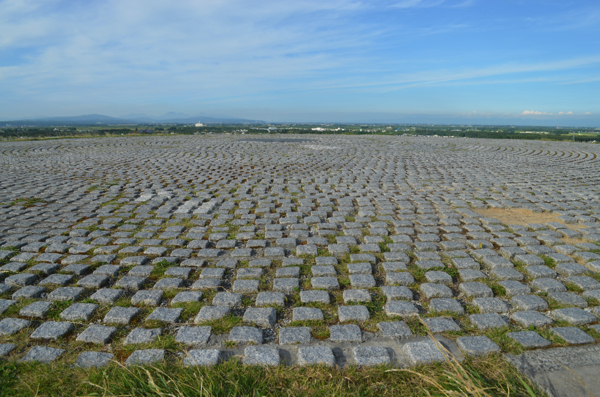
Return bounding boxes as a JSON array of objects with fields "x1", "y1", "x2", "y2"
[{"x1": 1, "y1": 0, "x2": 599, "y2": 126}]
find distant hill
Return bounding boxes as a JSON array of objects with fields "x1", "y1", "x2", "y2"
[{"x1": 1, "y1": 113, "x2": 264, "y2": 126}]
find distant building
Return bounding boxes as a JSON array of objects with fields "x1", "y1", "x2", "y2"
[{"x1": 195, "y1": 122, "x2": 204, "y2": 127}]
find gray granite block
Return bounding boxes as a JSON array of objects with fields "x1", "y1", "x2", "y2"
[
  {"x1": 184, "y1": 349, "x2": 221, "y2": 366},
  {"x1": 380, "y1": 286, "x2": 413, "y2": 301},
  {"x1": 343, "y1": 289, "x2": 371, "y2": 303},
  {"x1": 0, "y1": 343, "x2": 15, "y2": 358},
  {"x1": 349, "y1": 274, "x2": 376, "y2": 288},
  {"x1": 146, "y1": 307, "x2": 183, "y2": 323},
  {"x1": 78, "y1": 274, "x2": 109, "y2": 289},
  {"x1": 131, "y1": 290, "x2": 164, "y2": 306},
  {"x1": 384, "y1": 300, "x2": 418, "y2": 317},
  {"x1": 403, "y1": 340, "x2": 447, "y2": 365},
  {"x1": 125, "y1": 349, "x2": 164, "y2": 366},
  {"x1": 5, "y1": 273, "x2": 37, "y2": 287},
  {"x1": 12, "y1": 286, "x2": 46, "y2": 300},
  {"x1": 353, "y1": 346, "x2": 391, "y2": 367},
  {"x1": 104, "y1": 306, "x2": 140, "y2": 325},
  {"x1": 75, "y1": 351, "x2": 114, "y2": 368},
  {"x1": 329, "y1": 324, "x2": 362, "y2": 342},
  {"x1": 171, "y1": 291, "x2": 202, "y2": 304},
  {"x1": 549, "y1": 292, "x2": 588, "y2": 308},
  {"x1": 115, "y1": 276, "x2": 146, "y2": 291},
  {"x1": 60, "y1": 303, "x2": 97, "y2": 321},
  {"x1": 377, "y1": 321, "x2": 413, "y2": 338},
  {"x1": 300, "y1": 290, "x2": 330, "y2": 304},
  {"x1": 273, "y1": 278, "x2": 299, "y2": 293},
  {"x1": 311, "y1": 277, "x2": 340, "y2": 290},
  {"x1": 507, "y1": 331, "x2": 551, "y2": 348},
  {"x1": 0, "y1": 318, "x2": 31, "y2": 336},
  {"x1": 30, "y1": 321, "x2": 74, "y2": 340},
  {"x1": 511, "y1": 295, "x2": 548, "y2": 311},
  {"x1": 21, "y1": 346, "x2": 65, "y2": 363},
  {"x1": 279, "y1": 327, "x2": 312, "y2": 345},
  {"x1": 423, "y1": 317, "x2": 461, "y2": 333},
  {"x1": 243, "y1": 346, "x2": 280, "y2": 366},
  {"x1": 229, "y1": 326, "x2": 263, "y2": 345},
  {"x1": 421, "y1": 283, "x2": 453, "y2": 299},
  {"x1": 0, "y1": 299, "x2": 15, "y2": 315},
  {"x1": 195, "y1": 306, "x2": 230, "y2": 322},
  {"x1": 498, "y1": 281, "x2": 530, "y2": 296},
  {"x1": 20, "y1": 301, "x2": 52, "y2": 318},
  {"x1": 256, "y1": 292, "x2": 285, "y2": 307},
  {"x1": 297, "y1": 346, "x2": 335, "y2": 366},
  {"x1": 76, "y1": 324, "x2": 117, "y2": 344},
  {"x1": 551, "y1": 327, "x2": 595, "y2": 345},
  {"x1": 293, "y1": 307, "x2": 324, "y2": 322},
  {"x1": 338, "y1": 305, "x2": 370, "y2": 322},
  {"x1": 472, "y1": 297, "x2": 509, "y2": 313},
  {"x1": 429, "y1": 298, "x2": 464, "y2": 315},
  {"x1": 551, "y1": 307, "x2": 596, "y2": 325},
  {"x1": 469, "y1": 313, "x2": 507, "y2": 330},
  {"x1": 213, "y1": 292, "x2": 242, "y2": 307},
  {"x1": 385, "y1": 272, "x2": 415, "y2": 286},
  {"x1": 459, "y1": 282, "x2": 493, "y2": 298},
  {"x1": 511, "y1": 311, "x2": 553, "y2": 327},
  {"x1": 124, "y1": 327, "x2": 162, "y2": 345},
  {"x1": 175, "y1": 326, "x2": 211, "y2": 345},
  {"x1": 243, "y1": 307, "x2": 277, "y2": 327},
  {"x1": 457, "y1": 336, "x2": 500, "y2": 356},
  {"x1": 531, "y1": 278, "x2": 566, "y2": 293}
]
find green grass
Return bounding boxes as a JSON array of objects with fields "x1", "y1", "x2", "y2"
[
  {"x1": 9, "y1": 197, "x2": 46, "y2": 208},
  {"x1": 0, "y1": 351, "x2": 544, "y2": 397}
]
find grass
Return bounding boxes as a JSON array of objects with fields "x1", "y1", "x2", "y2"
[
  {"x1": 9, "y1": 197, "x2": 46, "y2": 208},
  {"x1": 0, "y1": 347, "x2": 544, "y2": 397}
]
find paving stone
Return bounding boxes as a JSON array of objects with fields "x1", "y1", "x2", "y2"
[
  {"x1": 85, "y1": 289, "x2": 120, "y2": 305},
  {"x1": 125, "y1": 349, "x2": 164, "y2": 366},
  {"x1": 421, "y1": 283, "x2": 453, "y2": 299},
  {"x1": 124, "y1": 327, "x2": 162, "y2": 344},
  {"x1": 75, "y1": 351, "x2": 114, "y2": 368},
  {"x1": 243, "y1": 346, "x2": 280, "y2": 366},
  {"x1": 146, "y1": 307, "x2": 182, "y2": 323},
  {"x1": 551, "y1": 307, "x2": 597, "y2": 325},
  {"x1": 175, "y1": 326, "x2": 211, "y2": 345},
  {"x1": 78, "y1": 274, "x2": 109, "y2": 289},
  {"x1": 311, "y1": 277, "x2": 340, "y2": 290},
  {"x1": 297, "y1": 346, "x2": 335, "y2": 366},
  {"x1": 403, "y1": 340, "x2": 447, "y2": 365},
  {"x1": 0, "y1": 318, "x2": 31, "y2": 336},
  {"x1": 60, "y1": 303, "x2": 97, "y2": 321},
  {"x1": 300, "y1": 290, "x2": 330, "y2": 304},
  {"x1": 377, "y1": 321, "x2": 413, "y2": 338},
  {"x1": 30, "y1": 321, "x2": 74, "y2": 340},
  {"x1": 511, "y1": 295, "x2": 549, "y2": 311},
  {"x1": 131, "y1": 290, "x2": 163, "y2": 306},
  {"x1": 19, "y1": 301, "x2": 52, "y2": 318},
  {"x1": 229, "y1": 326, "x2": 263, "y2": 344},
  {"x1": 507, "y1": 331, "x2": 551, "y2": 348},
  {"x1": 76, "y1": 325, "x2": 117, "y2": 344},
  {"x1": 171, "y1": 291, "x2": 202, "y2": 304},
  {"x1": 385, "y1": 272, "x2": 415, "y2": 286},
  {"x1": 12, "y1": 286, "x2": 45, "y2": 300},
  {"x1": 21, "y1": 346, "x2": 65, "y2": 363},
  {"x1": 456, "y1": 336, "x2": 500, "y2": 356},
  {"x1": 279, "y1": 327, "x2": 312, "y2": 345},
  {"x1": 184, "y1": 349, "x2": 221, "y2": 366},
  {"x1": 243, "y1": 307, "x2": 277, "y2": 327},
  {"x1": 511, "y1": 311, "x2": 554, "y2": 327},
  {"x1": 104, "y1": 306, "x2": 140, "y2": 325},
  {"x1": 353, "y1": 346, "x2": 391, "y2": 367},
  {"x1": 470, "y1": 313, "x2": 508, "y2": 330},
  {"x1": 459, "y1": 282, "x2": 493, "y2": 298},
  {"x1": 338, "y1": 305, "x2": 370, "y2": 322},
  {"x1": 551, "y1": 327, "x2": 595, "y2": 344},
  {"x1": 195, "y1": 306, "x2": 230, "y2": 322},
  {"x1": 329, "y1": 324, "x2": 362, "y2": 342},
  {"x1": 384, "y1": 300, "x2": 418, "y2": 317},
  {"x1": 429, "y1": 298, "x2": 465, "y2": 315}
]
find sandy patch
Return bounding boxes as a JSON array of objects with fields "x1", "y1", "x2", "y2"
[{"x1": 472, "y1": 207, "x2": 586, "y2": 245}]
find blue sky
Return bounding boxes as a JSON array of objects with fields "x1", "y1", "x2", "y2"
[{"x1": 1, "y1": 0, "x2": 599, "y2": 125}]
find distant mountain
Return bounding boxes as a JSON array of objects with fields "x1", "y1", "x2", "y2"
[{"x1": 1, "y1": 113, "x2": 264, "y2": 126}]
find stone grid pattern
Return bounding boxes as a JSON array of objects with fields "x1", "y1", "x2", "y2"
[{"x1": 1, "y1": 134, "x2": 600, "y2": 367}]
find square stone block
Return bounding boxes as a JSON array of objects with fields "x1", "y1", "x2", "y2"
[
  {"x1": 125, "y1": 349, "x2": 164, "y2": 366},
  {"x1": 184, "y1": 349, "x2": 221, "y2": 366},
  {"x1": 329, "y1": 324, "x2": 362, "y2": 342},
  {"x1": 279, "y1": 327, "x2": 312, "y2": 345},
  {"x1": 104, "y1": 306, "x2": 140, "y2": 325},
  {"x1": 457, "y1": 336, "x2": 500, "y2": 356},
  {"x1": 124, "y1": 327, "x2": 162, "y2": 345},
  {"x1": 175, "y1": 326, "x2": 211, "y2": 345},
  {"x1": 75, "y1": 351, "x2": 114, "y2": 368},
  {"x1": 76, "y1": 324, "x2": 117, "y2": 344},
  {"x1": 229, "y1": 326, "x2": 263, "y2": 345},
  {"x1": 297, "y1": 346, "x2": 335, "y2": 366},
  {"x1": 146, "y1": 307, "x2": 182, "y2": 323},
  {"x1": 30, "y1": 321, "x2": 74, "y2": 340},
  {"x1": 353, "y1": 346, "x2": 390, "y2": 367}
]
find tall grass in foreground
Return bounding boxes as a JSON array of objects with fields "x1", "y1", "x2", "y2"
[{"x1": 0, "y1": 349, "x2": 542, "y2": 397}]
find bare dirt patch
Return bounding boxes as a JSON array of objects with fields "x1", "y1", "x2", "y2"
[{"x1": 472, "y1": 207, "x2": 586, "y2": 245}]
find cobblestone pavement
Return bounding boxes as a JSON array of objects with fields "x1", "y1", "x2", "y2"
[{"x1": 1, "y1": 134, "x2": 600, "y2": 370}]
